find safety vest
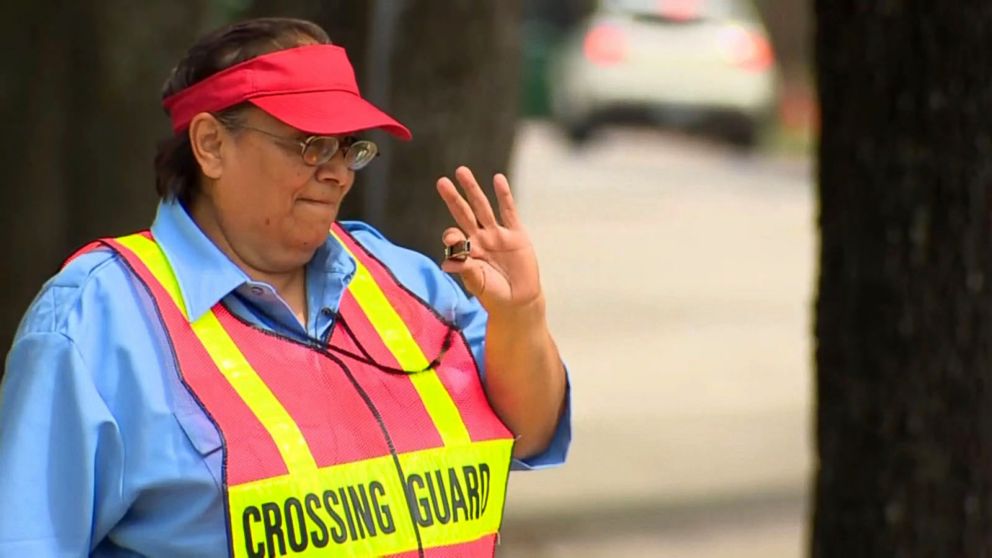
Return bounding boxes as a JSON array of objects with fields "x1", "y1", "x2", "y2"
[{"x1": 82, "y1": 225, "x2": 514, "y2": 557}]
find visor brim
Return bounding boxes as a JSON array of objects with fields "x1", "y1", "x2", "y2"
[{"x1": 250, "y1": 91, "x2": 412, "y2": 140}]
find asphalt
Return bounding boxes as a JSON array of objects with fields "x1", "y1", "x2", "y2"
[{"x1": 494, "y1": 122, "x2": 814, "y2": 557}]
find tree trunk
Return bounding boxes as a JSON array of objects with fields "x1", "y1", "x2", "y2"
[
  {"x1": 247, "y1": 0, "x2": 523, "y2": 258},
  {"x1": 0, "y1": 1, "x2": 220, "y2": 372},
  {"x1": 754, "y1": 0, "x2": 811, "y2": 83},
  {"x1": 814, "y1": 3, "x2": 992, "y2": 556},
  {"x1": 376, "y1": 0, "x2": 522, "y2": 258}
]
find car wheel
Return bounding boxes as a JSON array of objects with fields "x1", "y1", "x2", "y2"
[
  {"x1": 564, "y1": 119, "x2": 595, "y2": 145},
  {"x1": 723, "y1": 120, "x2": 760, "y2": 151}
]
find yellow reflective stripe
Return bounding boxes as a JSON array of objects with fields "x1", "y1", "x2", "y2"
[
  {"x1": 404, "y1": 441, "x2": 510, "y2": 549},
  {"x1": 330, "y1": 229, "x2": 471, "y2": 447},
  {"x1": 190, "y1": 312, "x2": 318, "y2": 474},
  {"x1": 229, "y1": 439, "x2": 512, "y2": 558},
  {"x1": 117, "y1": 234, "x2": 189, "y2": 319},
  {"x1": 118, "y1": 234, "x2": 318, "y2": 475}
]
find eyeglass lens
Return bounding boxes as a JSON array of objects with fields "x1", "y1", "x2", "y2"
[
  {"x1": 302, "y1": 137, "x2": 340, "y2": 166},
  {"x1": 302, "y1": 137, "x2": 378, "y2": 170}
]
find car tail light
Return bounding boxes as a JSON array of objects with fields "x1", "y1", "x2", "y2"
[
  {"x1": 657, "y1": 0, "x2": 702, "y2": 22},
  {"x1": 718, "y1": 25, "x2": 774, "y2": 71},
  {"x1": 583, "y1": 24, "x2": 627, "y2": 66}
]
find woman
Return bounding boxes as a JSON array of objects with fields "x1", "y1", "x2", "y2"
[{"x1": 0, "y1": 17, "x2": 569, "y2": 557}]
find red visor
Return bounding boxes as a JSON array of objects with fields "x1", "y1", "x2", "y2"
[{"x1": 162, "y1": 44, "x2": 411, "y2": 139}]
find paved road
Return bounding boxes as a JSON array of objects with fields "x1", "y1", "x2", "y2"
[{"x1": 497, "y1": 123, "x2": 814, "y2": 557}]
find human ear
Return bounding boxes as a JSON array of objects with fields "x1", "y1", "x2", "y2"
[{"x1": 189, "y1": 113, "x2": 225, "y2": 180}]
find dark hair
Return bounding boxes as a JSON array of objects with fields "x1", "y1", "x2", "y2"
[{"x1": 154, "y1": 18, "x2": 331, "y2": 205}]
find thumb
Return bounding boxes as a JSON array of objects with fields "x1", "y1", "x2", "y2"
[
  {"x1": 442, "y1": 257, "x2": 487, "y2": 298},
  {"x1": 459, "y1": 261, "x2": 487, "y2": 299}
]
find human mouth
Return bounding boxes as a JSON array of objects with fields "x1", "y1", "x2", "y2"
[{"x1": 297, "y1": 197, "x2": 336, "y2": 207}]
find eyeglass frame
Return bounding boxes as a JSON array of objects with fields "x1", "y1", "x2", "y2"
[{"x1": 225, "y1": 123, "x2": 380, "y2": 170}]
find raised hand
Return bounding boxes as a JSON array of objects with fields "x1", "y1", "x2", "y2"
[{"x1": 435, "y1": 166, "x2": 543, "y2": 313}]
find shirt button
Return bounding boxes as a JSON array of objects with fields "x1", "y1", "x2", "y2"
[
  {"x1": 321, "y1": 307, "x2": 334, "y2": 316},
  {"x1": 250, "y1": 286, "x2": 265, "y2": 296}
]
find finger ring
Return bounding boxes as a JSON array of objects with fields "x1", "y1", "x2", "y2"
[{"x1": 444, "y1": 239, "x2": 471, "y2": 261}]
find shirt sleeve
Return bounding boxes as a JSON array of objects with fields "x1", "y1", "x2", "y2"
[{"x1": 0, "y1": 304, "x2": 125, "y2": 554}]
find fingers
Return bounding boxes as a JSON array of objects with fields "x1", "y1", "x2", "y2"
[
  {"x1": 493, "y1": 173, "x2": 521, "y2": 229},
  {"x1": 437, "y1": 177, "x2": 479, "y2": 234},
  {"x1": 454, "y1": 166, "x2": 499, "y2": 228},
  {"x1": 440, "y1": 226, "x2": 485, "y2": 294},
  {"x1": 441, "y1": 227, "x2": 466, "y2": 246},
  {"x1": 437, "y1": 166, "x2": 519, "y2": 233},
  {"x1": 441, "y1": 227, "x2": 471, "y2": 261}
]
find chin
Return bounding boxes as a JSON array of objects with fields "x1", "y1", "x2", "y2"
[{"x1": 294, "y1": 231, "x2": 332, "y2": 254}]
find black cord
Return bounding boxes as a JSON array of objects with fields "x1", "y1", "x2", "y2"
[{"x1": 327, "y1": 312, "x2": 454, "y2": 375}]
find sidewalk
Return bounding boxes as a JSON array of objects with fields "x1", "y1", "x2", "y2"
[
  {"x1": 498, "y1": 491, "x2": 805, "y2": 557},
  {"x1": 498, "y1": 123, "x2": 814, "y2": 556}
]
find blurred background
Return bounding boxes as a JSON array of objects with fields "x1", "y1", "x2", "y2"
[{"x1": 0, "y1": 0, "x2": 815, "y2": 555}]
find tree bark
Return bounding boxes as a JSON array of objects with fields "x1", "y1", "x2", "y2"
[
  {"x1": 376, "y1": 0, "x2": 523, "y2": 258},
  {"x1": 0, "y1": 1, "x2": 220, "y2": 371},
  {"x1": 814, "y1": 3, "x2": 992, "y2": 556}
]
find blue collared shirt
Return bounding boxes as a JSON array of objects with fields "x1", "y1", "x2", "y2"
[{"x1": 0, "y1": 200, "x2": 571, "y2": 557}]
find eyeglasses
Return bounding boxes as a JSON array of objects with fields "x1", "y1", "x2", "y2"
[{"x1": 230, "y1": 124, "x2": 380, "y2": 170}]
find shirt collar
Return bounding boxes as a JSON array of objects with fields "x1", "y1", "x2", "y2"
[
  {"x1": 149, "y1": 200, "x2": 356, "y2": 323},
  {"x1": 150, "y1": 200, "x2": 250, "y2": 322}
]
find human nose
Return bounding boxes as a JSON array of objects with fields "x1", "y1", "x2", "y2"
[{"x1": 313, "y1": 151, "x2": 353, "y2": 186}]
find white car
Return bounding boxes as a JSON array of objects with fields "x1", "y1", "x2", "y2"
[{"x1": 548, "y1": 0, "x2": 779, "y2": 146}]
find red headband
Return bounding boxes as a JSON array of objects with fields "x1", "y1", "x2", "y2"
[{"x1": 162, "y1": 44, "x2": 411, "y2": 139}]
